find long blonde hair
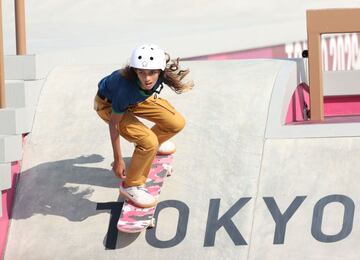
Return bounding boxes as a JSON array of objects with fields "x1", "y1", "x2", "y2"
[{"x1": 121, "y1": 53, "x2": 193, "y2": 94}]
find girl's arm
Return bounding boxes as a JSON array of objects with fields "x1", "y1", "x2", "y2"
[{"x1": 109, "y1": 112, "x2": 126, "y2": 179}]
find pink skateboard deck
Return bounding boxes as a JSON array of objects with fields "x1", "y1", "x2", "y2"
[{"x1": 117, "y1": 155, "x2": 173, "y2": 233}]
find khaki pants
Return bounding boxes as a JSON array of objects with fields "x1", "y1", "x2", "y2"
[{"x1": 94, "y1": 94, "x2": 185, "y2": 186}]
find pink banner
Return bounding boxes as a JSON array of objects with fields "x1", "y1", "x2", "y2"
[{"x1": 185, "y1": 33, "x2": 360, "y2": 72}]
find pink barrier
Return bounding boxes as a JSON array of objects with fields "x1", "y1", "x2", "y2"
[
  {"x1": 286, "y1": 83, "x2": 310, "y2": 124},
  {"x1": 184, "y1": 45, "x2": 284, "y2": 61},
  {"x1": 324, "y1": 96, "x2": 360, "y2": 117},
  {"x1": 0, "y1": 162, "x2": 21, "y2": 257},
  {"x1": 184, "y1": 33, "x2": 360, "y2": 72},
  {"x1": 285, "y1": 83, "x2": 360, "y2": 124}
]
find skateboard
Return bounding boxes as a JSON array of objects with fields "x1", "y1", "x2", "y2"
[{"x1": 117, "y1": 155, "x2": 173, "y2": 233}]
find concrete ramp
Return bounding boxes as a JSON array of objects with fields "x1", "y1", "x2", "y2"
[{"x1": 5, "y1": 60, "x2": 360, "y2": 259}]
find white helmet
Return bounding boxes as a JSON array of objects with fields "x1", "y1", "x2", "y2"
[{"x1": 130, "y1": 44, "x2": 166, "y2": 70}]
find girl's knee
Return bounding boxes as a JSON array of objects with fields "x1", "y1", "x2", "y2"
[
  {"x1": 138, "y1": 132, "x2": 159, "y2": 151},
  {"x1": 172, "y1": 114, "x2": 186, "y2": 133}
]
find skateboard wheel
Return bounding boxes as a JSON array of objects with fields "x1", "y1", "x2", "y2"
[{"x1": 149, "y1": 218, "x2": 156, "y2": 228}]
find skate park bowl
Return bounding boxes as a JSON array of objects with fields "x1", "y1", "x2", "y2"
[{"x1": 4, "y1": 59, "x2": 360, "y2": 260}]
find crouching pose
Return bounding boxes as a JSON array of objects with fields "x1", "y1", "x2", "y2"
[{"x1": 94, "y1": 44, "x2": 193, "y2": 208}]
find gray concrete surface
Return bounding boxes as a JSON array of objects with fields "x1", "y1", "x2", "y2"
[
  {"x1": 249, "y1": 138, "x2": 360, "y2": 260},
  {"x1": 5, "y1": 60, "x2": 281, "y2": 259},
  {"x1": 5, "y1": 60, "x2": 360, "y2": 259}
]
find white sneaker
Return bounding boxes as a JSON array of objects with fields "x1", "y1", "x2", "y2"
[
  {"x1": 119, "y1": 184, "x2": 157, "y2": 208},
  {"x1": 157, "y1": 140, "x2": 176, "y2": 155}
]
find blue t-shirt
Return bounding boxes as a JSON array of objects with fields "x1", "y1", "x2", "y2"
[{"x1": 98, "y1": 70, "x2": 161, "y2": 114}]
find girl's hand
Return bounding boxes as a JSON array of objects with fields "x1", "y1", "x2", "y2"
[{"x1": 112, "y1": 159, "x2": 126, "y2": 179}]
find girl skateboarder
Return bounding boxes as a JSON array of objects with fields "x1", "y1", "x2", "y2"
[{"x1": 94, "y1": 44, "x2": 193, "y2": 208}]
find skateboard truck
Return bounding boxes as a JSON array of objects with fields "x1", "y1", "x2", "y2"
[{"x1": 163, "y1": 164, "x2": 173, "y2": 176}]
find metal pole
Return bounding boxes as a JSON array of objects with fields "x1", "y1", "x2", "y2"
[
  {"x1": 15, "y1": 0, "x2": 26, "y2": 55},
  {"x1": 0, "y1": 0, "x2": 5, "y2": 108}
]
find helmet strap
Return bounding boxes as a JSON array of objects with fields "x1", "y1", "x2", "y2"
[
  {"x1": 154, "y1": 71, "x2": 165, "y2": 94},
  {"x1": 154, "y1": 83, "x2": 164, "y2": 94}
]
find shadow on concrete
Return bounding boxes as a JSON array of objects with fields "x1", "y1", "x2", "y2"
[
  {"x1": 12, "y1": 154, "x2": 130, "y2": 221},
  {"x1": 98, "y1": 198, "x2": 141, "y2": 250},
  {"x1": 11, "y1": 154, "x2": 148, "y2": 249},
  {"x1": 115, "y1": 232, "x2": 141, "y2": 249}
]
